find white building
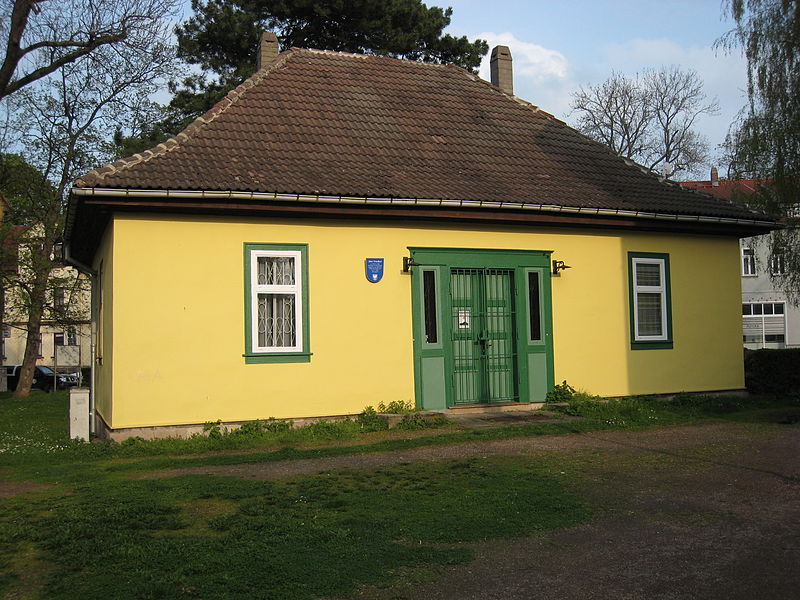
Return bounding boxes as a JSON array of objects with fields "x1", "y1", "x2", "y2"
[{"x1": 680, "y1": 170, "x2": 797, "y2": 349}]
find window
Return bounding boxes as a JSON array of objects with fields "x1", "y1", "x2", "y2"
[
  {"x1": 742, "y1": 247, "x2": 756, "y2": 276},
  {"x1": 628, "y1": 253, "x2": 672, "y2": 349},
  {"x1": 528, "y1": 271, "x2": 542, "y2": 342},
  {"x1": 244, "y1": 243, "x2": 310, "y2": 363},
  {"x1": 422, "y1": 270, "x2": 438, "y2": 344},
  {"x1": 770, "y1": 253, "x2": 786, "y2": 275},
  {"x1": 742, "y1": 302, "x2": 786, "y2": 347},
  {"x1": 66, "y1": 327, "x2": 77, "y2": 346},
  {"x1": 53, "y1": 287, "x2": 65, "y2": 309}
]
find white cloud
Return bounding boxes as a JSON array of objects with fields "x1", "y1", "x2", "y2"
[{"x1": 476, "y1": 31, "x2": 569, "y2": 84}]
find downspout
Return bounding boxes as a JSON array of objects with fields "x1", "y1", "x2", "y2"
[{"x1": 63, "y1": 243, "x2": 97, "y2": 435}]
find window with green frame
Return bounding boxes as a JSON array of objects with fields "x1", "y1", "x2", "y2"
[
  {"x1": 628, "y1": 252, "x2": 673, "y2": 350},
  {"x1": 243, "y1": 243, "x2": 310, "y2": 363}
]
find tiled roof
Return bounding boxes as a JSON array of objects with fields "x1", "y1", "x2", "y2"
[
  {"x1": 76, "y1": 48, "x2": 767, "y2": 222},
  {"x1": 679, "y1": 178, "x2": 763, "y2": 201}
]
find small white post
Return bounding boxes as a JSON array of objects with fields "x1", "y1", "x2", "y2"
[{"x1": 69, "y1": 387, "x2": 90, "y2": 441}]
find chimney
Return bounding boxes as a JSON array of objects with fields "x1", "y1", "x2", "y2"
[
  {"x1": 490, "y1": 45, "x2": 513, "y2": 95},
  {"x1": 256, "y1": 31, "x2": 279, "y2": 70},
  {"x1": 710, "y1": 166, "x2": 720, "y2": 186}
]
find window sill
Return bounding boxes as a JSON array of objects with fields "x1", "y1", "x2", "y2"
[
  {"x1": 631, "y1": 341, "x2": 673, "y2": 350},
  {"x1": 244, "y1": 352, "x2": 312, "y2": 364}
]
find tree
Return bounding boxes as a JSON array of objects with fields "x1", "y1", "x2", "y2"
[
  {"x1": 569, "y1": 67, "x2": 718, "y2": 177},
  {"x1": 0, "y1": 3, "x2": 176, "y2": 396},
  {"x1": 720, "y1": 1, "x2": 800, "y2": 301},
  {"x1": 164, "y1": 0, "x2": 488, "y2": 134},
  {"x1": 0, "y1": 0, "x2": 176, "y2": 100}
]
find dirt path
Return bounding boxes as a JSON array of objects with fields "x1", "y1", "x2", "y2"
[
  {"x1": 141, "y1": 422, "x2": 772, "y2": 481},
  {"x1": 347, "y1": 421, "x2": 800, "y2": 600},
  {"x1": 136, "y1": 419, "x2": 800, "y2": 598},
  {"x1": 0, "y1": 469, "x2": 51, "y2": 498}
]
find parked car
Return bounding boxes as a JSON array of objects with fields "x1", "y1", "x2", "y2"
[{"x1": 4, "y1": 365, "x2": 78, "y2": 392}]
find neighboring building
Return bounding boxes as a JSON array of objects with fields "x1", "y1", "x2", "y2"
[
  {"x1": 3, "y1": 317, "x2": 91, "y2": 374},
  {"x1": 680, "y1": 169, "x2": 797, "y2": 349},
  {"x1": 1, "y1": 224, "x2": 91, "y2": 379},
  {"x1": 66, "y1": 37, "x2": 777, "y2": 439}
]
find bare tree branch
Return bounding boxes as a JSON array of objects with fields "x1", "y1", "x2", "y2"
[
  {"x1": 0, "y1": 0, "x2": 177, "y2": 100},
  {"x1": 570, "y1": 67, "x2": 718, "y2": 177}
]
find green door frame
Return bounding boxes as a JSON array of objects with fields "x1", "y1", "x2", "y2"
[{"x1": 409, "y1": 247, "x2": 555, "y2": 409}]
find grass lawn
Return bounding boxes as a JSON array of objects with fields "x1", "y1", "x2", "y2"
[{"x1": 0, "y1": 390, "x2": 797, "y2": 599}]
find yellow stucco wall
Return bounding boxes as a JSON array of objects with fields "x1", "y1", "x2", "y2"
[
  {"x1": 92, "y1": 222, "x2": 114, "y2": 425},
  {"x1": 103, "y1": 213, "x2": 743, "y2": 429}
]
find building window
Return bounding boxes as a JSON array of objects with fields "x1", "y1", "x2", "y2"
[
  {"x1": 422, "y1": 270, "x2": 439, "y2": 344},
  {"x1": 66, "y1": 327, "x2": 77, "y2": 346},
  {"x1": 53, "y1": 287, "x2": 65, "y2": 309},
  {"x1": 628, "y1": 253, "x2": 672, "y2": 349},
  {"x1": 743, "y1": 302, "x2": 786, "y2": 346},
  {"x1": 528, "y1": 271, "x2": 542, "y2": 342},
  {"x1": 244, "y1": 243, "x2": 310, "y2": 363},
  {"x1": 742, "y1": 247, "x2": 756, "y2": 276},
  {"x1": 770, "y1": 253, "x2": 786, "y2": 275},
  {"x1": 37, "y1": 333, "x2": 43, "y2": 357}
]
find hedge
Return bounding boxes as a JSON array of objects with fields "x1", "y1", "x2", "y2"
[{"x1": 744, "y1": 348, "x2": 800, "y2": 394}]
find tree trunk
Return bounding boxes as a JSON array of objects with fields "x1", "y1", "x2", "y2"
[{"x1": 12, "y1": 261, "x2": 50, "y2": 397}]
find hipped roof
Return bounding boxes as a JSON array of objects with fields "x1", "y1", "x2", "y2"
[{"x1": 70, "y1": 47, "x2": 776, "y2": 246}]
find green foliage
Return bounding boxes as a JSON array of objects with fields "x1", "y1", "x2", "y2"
[
  {"x1": 662, "y1": 392, "x2": 751, "y2": 413},
  {"x1": 234, "y1": 418, "x2": 294, "y2": 435},
  {"x1": 164, "y1": 0, "x2": 488, "y2": 129},
  {"x1": 202, "y1": 420, "x2": 224, "y2": 439},
  {"x1": 396, "y1": 412, "x2": 450, "y2": 430},
  {"x1": 722, "y1": 0, "x2": 800, "y2": 300},
  {"x1": 0, "y1": 154, "x2": 55, "y2": 221},
  {"x1": 744, "y1": 348, "x2": 800, "y2": 394},
  {"x1": 356, "y1": 406, "x2": 389, "y2": 432},
  {"x1": 111, "y1": 123, "x2": 173, "y2": 159},
  {"x1": 546, "y1": 380, "x2": 576, "y2": 403},
  {"x1": 560, "y1": 396, "x2": 669, "y2": 427},
  {"x1": 377, "y1": 399, "x2": 415, "y2": 414}
]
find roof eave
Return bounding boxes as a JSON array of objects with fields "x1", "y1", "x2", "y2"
[{"x1": 69, "y1": 186, "x2": 780, "y2": 230}]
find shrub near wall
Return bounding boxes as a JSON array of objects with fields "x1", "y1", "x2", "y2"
[{"x1": 744, "y1": 348, "x2": 800, "y2": 394}]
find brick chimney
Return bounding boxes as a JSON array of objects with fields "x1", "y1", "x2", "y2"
[
  {"x1": 710, "y1": 166, "x2": 719, "y2": 187},
  {"x1": 490, "y1": 45, "x2": 513, "y2": 95},
  {"x1": 256, "y1": 31, "x2": 280, "y2": 70}
]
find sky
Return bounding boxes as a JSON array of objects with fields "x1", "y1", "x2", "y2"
[
  {"x1": 443, "y1": 0, "x2": 747, "y2": 177},
  {"x1": 170, "y1": 0, "x2": 747, "y2": 179}
]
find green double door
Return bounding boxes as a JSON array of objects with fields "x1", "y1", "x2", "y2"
[
  {"x1": 411, "y1": 248, "x2": 554, "y2": 410},
  {"x1": 450, "y1": 268, "x2": 517, "y2": 404}
]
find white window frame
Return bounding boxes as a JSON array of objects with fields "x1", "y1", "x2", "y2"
[
  {"x1": 742, "y1": 247, "x2": 756, "y2": 276},
  {"x1": 632, "y1": 257, "x2": 668, "y2": 342},
  {"x1": 249, "y1": 249, "x2": 304, "y2": 354},
  {"x1": 770, "y1": 253, "x2": 786, "y2": 275},
  {"x1": 742, "y1": 301, "x2": 787, "y2": 346}
]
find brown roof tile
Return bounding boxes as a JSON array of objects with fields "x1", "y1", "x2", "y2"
[{"x1": 75, "y1": 48, "x2": 767, "y2": 222}]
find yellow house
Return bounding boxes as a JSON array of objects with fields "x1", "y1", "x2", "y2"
[{"x1": 66, "y1": 38, "x2": 777, "y2": 439}]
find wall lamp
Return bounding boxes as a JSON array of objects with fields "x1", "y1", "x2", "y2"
[
  {"x1": 552, "y1": 260, "x2": 572, "y2": 275},
  {"x1": 403, "y1": 257, "x2": 422, "y2": 272}
]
